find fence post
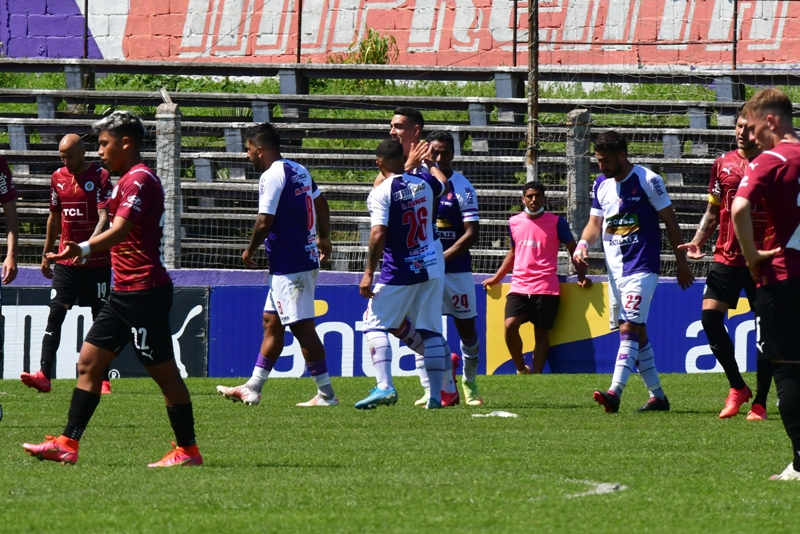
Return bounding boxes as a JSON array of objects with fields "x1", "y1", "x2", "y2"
[
  {"x1": 156, "y1": 102, "x2": 182, "y2": 269},
  {"x1": 566, "y1": 108, "x2": 590, "y2": 247}
]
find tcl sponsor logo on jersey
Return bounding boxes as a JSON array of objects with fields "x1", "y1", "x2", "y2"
[
  {"x1": 62, "y1": 202, "x2": 88, "y2": 222},
  {"x1": 123, "y1": 195, "x2": 142, "y2": 212}
]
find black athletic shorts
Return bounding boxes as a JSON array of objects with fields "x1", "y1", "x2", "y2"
[
  {"x1": 755, "y1": 278, "x2": 800, "y2": 362},
  {"x1": 703, "y1": 262, "x2": 756, "y2": 309},
  {"x1": 51, "y1": 264, "x2": 111, "y2": 310},
  {"x1": 84, "y1": 282, "x2": 175, "y2": 367},
  {"x1": 505, "y1": 293, "x2": 560, "y2": 330}
]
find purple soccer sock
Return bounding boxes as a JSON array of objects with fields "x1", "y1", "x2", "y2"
[{"x1": 306, "y1": 360, "x2": 335, "y2": 398}]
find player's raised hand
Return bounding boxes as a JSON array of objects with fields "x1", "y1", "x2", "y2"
[
  {"x1": 242, "y1": 247, "x2": 257, "y2": 268},
  {"x1": 745, "y1": 247, "x2": 781, "y2": 280},
  {"x1": 317, "y1": 236, "x2": 332, "y2": 263},
  {"x1": 2, "y1": 255, "x2": 17, "y2": 285},
  {"x1": 359, "y1": 272, "x2": 374, "y2": 298},
  {"x1": 405, "y1": 141, "x2": 429, "y2": 172},
  {"x1": 47, "y1": 241, "x2": 81, "y2": 262},
  {"x1": 677, "y1": 242, "x2": 705, "y2": 260},
  {"x1": 41, "y1": 254, "x2": 53, "y2": 279}
]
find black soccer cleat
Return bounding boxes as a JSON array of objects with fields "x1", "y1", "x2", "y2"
[
  {"x1": 636, "y1": 395, "x2": 670, "y2": 412},
  {"x1": 593, "y1": 390, "x2": 620, "y2": 413}
]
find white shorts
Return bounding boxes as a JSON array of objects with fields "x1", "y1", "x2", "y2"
[
  {"x1": 364, "y1": 277, "x2": 444, "y2": 333},
  {"x1": 442, "y1": 272, "x2": 477, "y2": 319},
  {"x1": 264, "y1": 269, "x2": 318, "y2": 325},
  {"x1": 608, "y1": 271, "x2": 658, "y2": 326}
]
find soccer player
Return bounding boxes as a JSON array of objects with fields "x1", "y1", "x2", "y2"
[
  {"x1": 216, "y1": 123, "x2": 337, "y2": 407},
  {"x1": 23, "y1": 111, "x2": 202, "y2": 467},
  {"x1": 679, "y1": 117, "x2": 772, "y2": 420},
  {"x1": 21, "y1": 134, "x2": 114, "y2": 395},
  {"x1": 483, "y1": 182, "x2": 591, "y2": 375},
  {"x1": 407, "y1": 130, "x2": 483, "y2": 406},
  {"x1": 356, "y1": 139, "x2": 450, "y2": 410},
  {"x1": 732, "y1": 88, "x2": 800, "y2": 481},
  {"x1": 574, "y1": 130, "x2": 694, "y2": 413}
]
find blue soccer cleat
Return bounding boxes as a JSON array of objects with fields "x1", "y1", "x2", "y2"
[{"x1": 354, "y1": 387, "x2": 398, "y2": 410}]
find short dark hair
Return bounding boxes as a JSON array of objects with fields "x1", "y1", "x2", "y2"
[
  {"x1": 593, "y1": 131, "x2": 627, "y2": 154},
  {"x1": 376, "y1": 139, "x2": 404, "y2": 161},
  {"x1": 244, "y1": 122, "x2": 281, "y2": 151},
  {"x1": 394, "y1": 106, "x2": 424, "y2": 129},
  {"x1": 93, "y1": 110, "x2": 145, "y2": 144},
  {"x1": 523, "y1": 181, "x2": 545, "y2": 195},
  {"x1": 425, "y1": 130, "x2": 455, "y2": 153}
]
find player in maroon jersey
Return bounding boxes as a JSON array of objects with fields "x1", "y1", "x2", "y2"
[
  {"x1": 21, "y1": 134, "x2": 114, "y2": 395},
  {"x1": 680, "y1": 116, "x2": 773, "y2": 420},
  {"x1": 732, "y1": 88, "x2": 800, "y2": 481},
  {"x1": 0, "y1": 154, "x2": 19, "y2": 339},
  {"x1": 23, "y1": 111, "x2": 201, "y2": 467}
]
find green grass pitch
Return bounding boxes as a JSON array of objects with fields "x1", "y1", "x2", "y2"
[{"x1": 1, "y1": 373, "x2": 797, "y2": 533}]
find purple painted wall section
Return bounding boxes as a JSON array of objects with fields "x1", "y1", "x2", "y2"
[{"x1": 0, "y1": 0, "x2": 102, "y2": 58}]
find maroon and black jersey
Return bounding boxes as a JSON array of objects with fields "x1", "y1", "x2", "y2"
[
  {"x1": 0, "y1": 156, "x2": 19, "y2": 205},
  {"x1": 736, "y1": 143, "x2": 800, "y2": 285},
  {"x1": 708, "y1": 150, "x2": 766, "y2": 267},
  {"x1": 108, "y1": 163, "x2": 171, "y2": 292},
  {"x1": 51, "y1": 163, "x2": 112, "y2": 268}
]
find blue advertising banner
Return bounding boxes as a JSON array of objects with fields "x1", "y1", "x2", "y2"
[{"x1": 207, "y1": 279, "x2": 757, "y2": 378}]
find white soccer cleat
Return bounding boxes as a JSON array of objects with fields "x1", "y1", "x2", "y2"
[
  {"x1": 216, "y1": 385, "x2": 261, "y2": 406},
  {"x1": 296, "y1": 394, "x2": 339, "y2": 407},
  {"x1": 770, "y1": 462, "x2": 800, "y2": 481}
]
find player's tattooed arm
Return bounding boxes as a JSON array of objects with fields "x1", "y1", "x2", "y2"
[
  {"x1": 360, "y1": 225, "x2": 387, "y2": 298},
  {"x1": 243, "y1": 213, "x2": 275, "y2": 267},
  {"x1": 314, "y1": 195, "x2": 332, "y2": 262},
  {"x1": 680, "y1": 202, "x2": 719, "y2": 259},
  {"x1": 1, "y1": 199, "x2": 18, "y2": 284},
  {"x1": 92, "y1": 208, "x2": 110, "y2": 239}
]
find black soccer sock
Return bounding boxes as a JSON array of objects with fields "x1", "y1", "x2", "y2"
[
  {"x1": 753, "y1": 358, "x2": 774, "y2": 407},
  {"x1": 40, "y1": 304, "x2": 68, "y2": 379},
  {"x1": 63, "y1": 388, "x2": 101, "y2": 442},
  {"x1": 166, "y1": 403, "x2": 196, "y2": 448},
  {"x1": 774, "y1": 363, "x2": 800, "y2": 471},
  {"x1": 701, "y1": 309, "x2": 746, "y2": 390}
]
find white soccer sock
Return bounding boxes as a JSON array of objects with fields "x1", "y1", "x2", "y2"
[
  {"x1": 610, "y1": 334, "x2": 639, "y2": 397},
  {"x1": 415, "y1": 353, "x2": 430, "y2": 390},
  {"x1": 460, "y1": 337, "x2": 480, "y2": 383},
  {"x1": 636, "y1": 342, "x2": 665, "y2": 399},
  {"x1": 312, "y1": 372, "x2": 336, "y2": 399},
  {"x1": 443, "y1": 350, "x2": 457, "y2": 394},
  {"x1": 397, "y1": 320, "x2": 425, "y2": 356},
  {"x1": 423, "y1": 335, "x2": 446, "y2": 402},
  {"x1": 245, "y1": 366, "x2": 270, "y2": 393},
  {"x1": 365, "y1": 330, "x2": 393, "y2": 390}
]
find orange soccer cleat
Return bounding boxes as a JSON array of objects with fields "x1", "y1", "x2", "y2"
[
  {"x1": 719, "y1": 386, "x2": 752, "y2": 419},
  {"x1": 147, "y1": 442, "x2": 203, "y2": 468},
  {"x1": 101, "y1": 381, "x2": 112, "y2": 395},
  {"x1": 746, "y1": 403, "x2": 768, "y2": 421},
  {"x1": 20, "y1": 371, "x2": 52, "y2": 393},
  {"x1": 23, "y1": 435, "x2": 79, "y2": 465}
]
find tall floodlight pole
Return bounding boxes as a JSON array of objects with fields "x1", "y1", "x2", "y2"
[
  {"x1": 83, "y1": 0, "x2": 89, "y2": 59},
  {"x1": 526, "y1": 0, "x2": 539, "y2": 182}
]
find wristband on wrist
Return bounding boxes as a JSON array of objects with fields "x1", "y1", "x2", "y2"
[
  {"x1": 78, "y1": 241, "x2": 91, "y2": 258},
  {"x1": 577, "y1": 240, "x2": 589, "y2": 250}
]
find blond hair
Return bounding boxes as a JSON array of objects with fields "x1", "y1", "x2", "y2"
[{"x1": 741, "y1": 88, "x2": 793, "y2": 122}]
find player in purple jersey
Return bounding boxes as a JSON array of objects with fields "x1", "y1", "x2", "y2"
[
  {"x1": 216, "y1": 123, "x2": 338, "y2": 407},
  {"x1": 356, "y1": 140, "x2": 451, "y2": 410},
  {"x1": 575, "y1": 131, "x2": 694, "y2": 413},
  {"x1": 679, "y1": 116, "x2": 773, "y2": 420},
  {"x1": 733, "y1": 89, "x2": 800, "y2": 480}
]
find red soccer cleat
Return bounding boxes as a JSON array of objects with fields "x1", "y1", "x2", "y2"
[
  {"x1": 20, "y1": 371, "x2": 52, "y2": 393},
  {"x1": 450, "y1": 353, "x2": 461, "y2": 385},
  {"x1": 593, "y1": 390, "x2": 620, "y2": 413},
  {"x1": 441, "y1": 389, "x2": 460, "y2": 407},
  {"x1": 746, "y1": 403, "x2": 768, "y2": 421},
  {"x1": 147, "y1": 442, "x2": 203, "y2": 468},
  {"x1": 23, "y1": 435, "x2": 79, "y2": 465},
  {"x1": 719, "y1": 386, "x2": 752, "y2": 419},
  {"x1": 101, "y1": 381, "x2": 112, "y2": 395}
]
